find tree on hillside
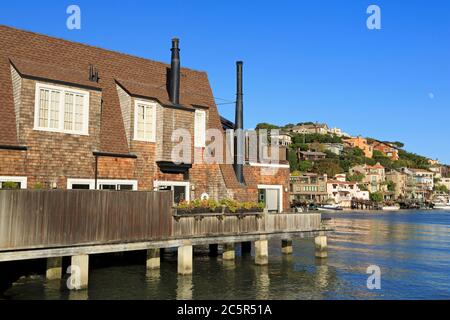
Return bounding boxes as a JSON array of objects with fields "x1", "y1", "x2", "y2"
[
  {"x1": 347, "y1": 173, "x2": 365, "y2": 182},
  {"x1": 255, "y1": 123, "x2": 280, "y2": 131},
  {"x1": 288, "y1": 150, "x2": 299, "y2": 172},
  {"x1": 313, "y1": 159, "x2": 343, "y2": 177},
  {"x1": 370, "y1": 192, "x2": 384, "y2": 203},
  {"x1": 298, "y1": 160, "x2": 313, "y2": 172}
]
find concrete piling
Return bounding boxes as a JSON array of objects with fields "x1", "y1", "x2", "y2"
[
  {"x1": 46, "y1": 257, "x2": 62, "y2": 280},
  {"x1": 314, "y1": 235, "x2": 328, "y2": 258},
  {"x1": 178, "y1": 244, "x2": 193, "y2": 275},
  {"x1": 281, "y1": 240, "x2": 293, "y2": 255},
  {"x1": 255, "y1": 239, "x2": 269, "y2": 265},
  {"x1": 222, "y1": 243, "x2": 235, "y2": 260},
  {"x1": 146, "y1": 249, "x2": 160, "y2": 269}
]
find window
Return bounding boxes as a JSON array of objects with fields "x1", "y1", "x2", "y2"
[
  {"x1": 34, "y1": 83, "x2": 89, "y2": 135},
  {"x1": 0, "y1": 177, "x2": 27, "y2": 189},
  {"x1": 67, "y1": 179, "x2": 138, "y2": 191},
  {"x1": 194, "y1": 110, "x2": 206, "y2": 148},
  {"x1": 154, "y1": 181, "x2": 189, "y2": 204},
  {"x1": 134, "y1": 100, "x2": 156, "y2": 142}
]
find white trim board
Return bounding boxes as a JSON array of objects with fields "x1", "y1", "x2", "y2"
[
  {"x1": 153, "y1": 180, "x2": 190, "y2": 202},
  {"x1": 67, "y1": 178, "x2": 138, "y2": 190},
  {"x1": 0, "y1": 176, "x2": 27, "y2": 189}
]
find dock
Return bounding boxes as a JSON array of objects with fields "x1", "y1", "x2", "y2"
[{"x1": 0, "y1": 190, "x2": 332, "y2": 290}]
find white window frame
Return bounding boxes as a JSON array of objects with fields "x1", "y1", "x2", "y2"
[
  {"x1": 34, "y1": 83, "x2": 90, "y2": 135},
  {"x1": 0, "y1": 176, "x2": 27, "y2": 189},
  {"x1": 257, "y1": 184, "x2": 283, "y2": 213},
  {"x1": 133, "y1": 99, "x2": 157, "y2": 142},
  {"x1": 153, "y1": 180, "x2": 190, "y2": 202},
  {"x1": 67, "y1": 178, "x2": 138, "y2": 190},
  {"x1": 194, "y1": 109, "x2": 206, "y2": 148}
]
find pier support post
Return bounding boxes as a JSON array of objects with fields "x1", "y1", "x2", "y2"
[
  {"x1": 241, "y1": 241, "x2": 252, "y2": 255},
  {"x1": 281, "y1": 240, "x2": 293, "y2": 255},
  {"x1": 70, "y1": 255, "x2": 89, "y2": 290},
  {"x1": 223, "y1": 243, "x2": 235, "y2": 260},
  {"x1": 315, "y1": 235, "x2": 328, "y2": 259},
  {"x1": 209, "y1": 244, "x2": 219, "y2": 257},
  {"x1": 255, "y1": 239, "x2": 269, "y2": 266},
  {"x1": 146, "y1": 249, "x2": 160, "y2": 269},
  {"x1": 46, "y1": 257, "x2": 62, "y2": 280},
  {"x1": 178, "y1": 244, "x2": 193, "y2": 275}
]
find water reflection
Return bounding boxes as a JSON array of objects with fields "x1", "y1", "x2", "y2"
[
  {"x1": 255, "y1": 266, "x2": 270, "y2": 300},
  {"x1": 176, "y1": 275, "x2": 193, "y2": 300}
]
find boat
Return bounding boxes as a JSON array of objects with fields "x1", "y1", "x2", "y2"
[
  {"x1": 382, "y1": 205, "x2": 400, "y2": 211},
  {"x1": 433, "y1": 200, "x2": 450, "y2": 210},
  {"x1": 318, "y1": 204, "x2": 343, "y2": 211}
]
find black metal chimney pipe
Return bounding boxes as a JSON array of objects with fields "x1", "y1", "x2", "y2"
[
  {"x1": 169, "y1": 38, "x2": 180, "y2": 105},
  {"x1": 234, "y1": 61, "x2": 245, "y2": 184}
]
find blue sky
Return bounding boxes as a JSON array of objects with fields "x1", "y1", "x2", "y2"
[{"x1": 1, "y1": 1, "x2": 449, "y2": 163}]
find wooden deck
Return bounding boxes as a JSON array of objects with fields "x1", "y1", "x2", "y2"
[{"x1": 0, "y1": 190, "x2": 328, "y2": 262}]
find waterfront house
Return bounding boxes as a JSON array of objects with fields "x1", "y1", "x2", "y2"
[
  {"x1": 0, "y1": 25, "x2": 290, "y2": 212},
  {"x1": 326, "y1": 178, "x2": 369, "y2": 208},
  {"x1": 437, "y1": 177, "x2": 450, "y2": 192},
  {"x1": 369, "y1": 140, "x2": 399, "y2": 160},
  {"x1": 349, "y1": 163, "x2": 386, "y2": 193},
  {"x1": 400, "y1": 168, "x2": 434, "y2": 200},
  {"x1": 385, "y1": 169, "x2": 407, "y2": 199},
  {"x1": 343, "y1": 136, "x2": 373, "y2": 158},
  {"x1": 289, "y1": 173, "x2": 328, "y2": 204}
]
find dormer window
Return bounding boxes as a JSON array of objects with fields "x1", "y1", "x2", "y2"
[
  {"x1": 133, "y1": 99, "x2": 156, "y2": 142},
  {"x1": 34, "y1": 83, "x2": 89, "y2": 135},
  {"x1": 194, "y1": 109, "x2": 206, "y2": 147}
]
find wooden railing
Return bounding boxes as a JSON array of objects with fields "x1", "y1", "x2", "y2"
[
  {"x1": 0, "y1": 190, "x2": 173, "y2": 251},
  {"x1": 0, "y1": 190, "x2": 323, "y2": 252}
]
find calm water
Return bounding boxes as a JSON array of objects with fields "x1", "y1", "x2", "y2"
[{"x1": 3, "y1": 210, "x2": 450, "y2": 300}]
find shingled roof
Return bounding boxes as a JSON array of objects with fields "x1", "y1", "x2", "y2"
[{"x1": 0, "y1": 25, "x2": 217, "y2": 153}]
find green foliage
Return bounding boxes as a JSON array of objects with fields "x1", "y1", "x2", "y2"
[
  {"x1": 370, "y1": 192, "x2": 384, "y2": 203},
  {"x1": 386, "y1": 180, "x2": 396, "y2": 192},
  {"x1": 288, "y1": 150, "x2": 299, "y2": 172},
  {"x1": 313, "y1": 159, "x2": 343, "y2": 177},
  {"x1": 291, "y1": 133, "x2": 342, "y2": 145},
  {"x1": 298, "y1": 160, "x2": 313, "y2": 172},
  {"x1": 33, "y1": 182, "x2": 44, "y2": 189},
  {"x1": 434, "y1": 184, "x2": 449, "y2": 194},
  {"x1": 176, "y1": 199, "x2": 263, "y2": 213},
  {"x1": 255, "y1": 123, "x2": 280, "y2": 130},
  {"x1": 397, "y1": 149, "x2": 430, "y2": 169},
  {"x1": 1, "y1": 181, "x2": 20, "y2": 190},
  {"x1": 358, "y1": 184, "x2": 368, "y2": 191},
  {"x1": 347, "y1": 173, "x2": 365, "y2": 182}
]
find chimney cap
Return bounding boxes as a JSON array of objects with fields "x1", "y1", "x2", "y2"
[
  {"x1": 236, "y1": 61, "x2": 243, "y2": 65},
  {"x1": 172, "y1": 38, "x2": 180, "y2": 48}
]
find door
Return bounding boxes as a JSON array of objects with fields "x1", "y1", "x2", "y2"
[
  {"x1": 258, "y1": 186, "x2": 281, "y2": 213},
  {"x1": 266, "y1": 189, "x2": 279, "y2": 212}
]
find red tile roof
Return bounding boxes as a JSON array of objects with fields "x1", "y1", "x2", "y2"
[{"x1": 0, "y1": 25, "x2": 216, "y2": 152}]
